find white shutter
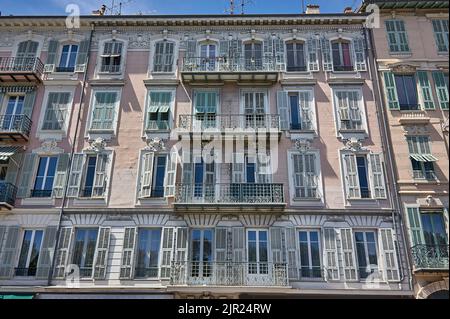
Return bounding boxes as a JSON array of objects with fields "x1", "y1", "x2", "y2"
[
  {"x1": 160, "y1": 227, "x2": 174, "y2": 278},
  {"x1": 140, "y1": 152, "x2": 154, "y2": 199},
  {"x1": 285, "y1": 227, "x2": 298, "y2": 280},
  {"x1": 369, "y1": 153, "x2": 387, "y2": 199},
  {"x1": 75, "y1": 39, "x2": 90, "y2": 72},
  {"x1": 232, "y1": 153, "x2": 245, "y2": 183},
  {"x1": 277, "y1": 91, "x2": 290, "y2": 130},
  {"x1": 299, "y1": 91, "x2": 313, "y2": 130},
  {"x1": 120, "y1": 227, "x2": 137, "y2": 279},
  {"x1": 343, "y1": 153, "x2": 361, "y2": 199},
  {"x1": 52, "y1": 153, "x2": 70, "y2": 198},
  {"x1": 257, "y1": 152, "x2": 272, "y2": 184},
  {"x1": 174, "y1": 227, "x2": 188, "y2": 263},
  {"x1": 35, "y1": 226, "x2": 58, "y2": 280},
  {"x1": 216, "y1": 228, "x2": 229, "y2": 263},
  {"x1": 323, "y1": 228, "x2": 340, "y2": 281},
  {"x1": 0, "y1": 226, "x2": 20, "y2": 279},
  {"x1": 270, "y1": 228, "x2": 283, "y2": 264},
  {"x1": 67, "y1": 153, "x2": 85, "y2": 198},
  {"x1": 321, "y1": 38, "x2": 333, "y2": 71},
  {"x1": 307, "y1": 37, "x2": 319, "y2": 72},
  {"x1": 378, "y1": 229, "x2": 400, "y2": 282},
  {"x1": 93, "y1": 154, "x2": 108, "y2": 198},
  {"x1": 353, "y1": 38, "x2": 367, "y2": 72},
  {"x1": 54, "y1": 227, "x2": 73, "y2": 279},
  {"x1": 337, "y1": 92, "x2": 350, "y2": 122},
  {"x1": 340, "y1": 228, "x2": 358, "y2": 281},
  {"x1": 164, "y1": 151, "x2": 178, "y2": 197},
  {"x1": 232, "y1": 227, "x2": 245, "y2": 263},
  {"x1": 93, "y1": 227, "x2": 111, "y2": 280}
]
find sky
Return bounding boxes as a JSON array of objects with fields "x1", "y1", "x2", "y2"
[{"x1": 0, "y1": 0, "x2": 362, "y2": 16}]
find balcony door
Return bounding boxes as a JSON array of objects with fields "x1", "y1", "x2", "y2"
[
  {"x1": 193, "y1": 91, "x2": 218, "y2": 130},
  {"x1": 200, "y1": 43, "x2": 217, "y2": 71},
  {"x1": 2, "y1": 96, "x2": 24, "y2": 131},
  {"x1": 192, "y1": 160, "x2": 216, "y2": 202},
  {"x1": 15, "y1": 41, "x2": 38, "y2": 70},
  {"x1": 247, "y1": 230, "x2": 270, "y2": 284},
  {"x1": 244, "y1": 42, "x2": 263, "y2": 71},
  {"x1": 421, "y1": 212, "x2": 448, "y2": 255},
  {"x1": 190, "y1": 229, "x2": 214, "y2": 284},
  {"x1": 242, "y1": 91, "x2": 267, "y2": 129}
]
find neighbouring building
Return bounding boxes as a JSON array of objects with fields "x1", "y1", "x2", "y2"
[
  {"x1": 0, "y1": 6, "x2": 414, "y2": 299},
  {"x1": 361, "y1": 0, "x2": 449, "y2": 299}
]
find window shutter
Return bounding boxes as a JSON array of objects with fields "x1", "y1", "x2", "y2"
[
  {"x1": 321, "y1": 38, "x2": 333, "y2": 71},
  {"x1": 186, "y1": 40, "x2": 197, "y2": 60},
  {"x1": 257, "y1": 153, "x2": 272, "y2": 184},
  {"x1": 93, "y1": 154, "x2": 108, "y2": 198},
  {"x1": 369, "y1": 153, "x2": 387, "y2": 199},
  {"x1": 307, "y1": 37, "x2": 319, "y2": 72},
  {"x1": 432, "y1": 71, "x2": 449, "y2": 110},
  {"x1": 232, "y1": 227, "x2": 245, "y2": 263},
  {"x1": 165, "y1": 151, "x2": 178, "y2": 197},
  {"x1": 417, "y1": 71, "x2": 435, "y2": 110},
  {"x1": 52, "y1": 153, "x2": 69, "y2": 198},
  {"x1": 406, "y1": 207, "x2": 425, "y2": 247},
  {"x1": 353, "y1": 38, "x2": 367, "y2": 72},
  {"x1": 232, "y1": 153, "x2": 245, "y2": 183},
  {"x1": 386, "y1": 20, "x2": 399, "y2": 52},
  {"x1": 42, "y1": 92, "x2": 58, "y2": 130},
  {"x1": 216, "y1": 228, "x2": 229, "y2": 263},
  {"x1": 160, "y1": 227, "x2": 174, "y2": 279},
  {"x1": 67, "y1": 153, "x2": 85, "y2": 198},
  {"x1": 343, "y1": 153, "x2": 360, "y2": 199},
  {"x1": 35, "y1": 226, "x2": 58, "y2": 280},
  {"x1": 174, "y1": 227, "x2": 188, "y2": 263},
  {"x1": 323, "y1": 228, "x2": 340, "y2": 281},
  {"x1": 432, "y1": 20, "x2": 449, "y2": 53},
  {"x1": 120, "y1": 227, "x2": 137, "y2": 279},
  {"x1": 17, "y1": 153, "x2": 37, "y2": 198},
  {"x1": 44, "y1": 39, "x2": 59, "y2": 72},
  {"x1": 0, "y1": 226, "x2": 6, "y2": 252},
  {"x1": 299, "y1": 91, "x2": 313, "y2": 130},
  {"x1": 378, "y1": 229, "x2": 400, "y2": 282},
  {"x1": 140, "y1": 152, "x2": 154, "y2": 199},
  {"x1": 273, "y1": 38, "x2": 285, "y2": 71},
  {"x1": 383, "y1": 72, "x2": 400, "y2": 110},
  {"x1": 93, "y1": 227, "x2": 111, "y2": 280},
  {"x1": 277, "y1": 91, "x2": 289, "y2": 130},
  {"x1": 5, "y1": 153, "x2": 22, "y2": 185},
  {"x1": 339, "y1": 228, "x2": 358, "y2": 281},
  {"x1": 0, "y1": 226, "x2": 20, "y2": 279},
  {"x1": 219, "y1": 40, "x2": 230, "y2": 58},
  {"x1": 285, "y1": 227, "x2": 298, "y2": 280},
  {"x1": 22, "y1": 90, "x2": 36, "y2": 118},
  {"x1": 182, "y1": 162, "x2": 193, "y2": 184},
  {"x1": 337, "y1": 92, "x2": 350, "y2": 122},
  {"x1": 75, "y1": 39, "x2": 89, "y2": 72},
  {"x1": 270, "y1": 227, "x2": 283, "y2": 264},
  {"x1": 54, "y1": 227, "x2": 73, "y2": 279},
  {"x1": 0, "y1": 93, "x2": 4, "y2": 109}
]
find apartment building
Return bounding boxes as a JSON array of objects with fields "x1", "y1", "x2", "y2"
[
  {"x1": 361, "y1": 0, "x2": 449, "y2": 299},
  {"x1": 0, "y1": 7, "x2": 413, "y2": 299}
]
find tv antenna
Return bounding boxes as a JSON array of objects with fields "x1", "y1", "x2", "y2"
[
  {"x1": 226, "y1": 0, "x2": 254, "y2": 15},
  {"x1": 105, "y1": 0, "x2": 134, "y2": 15}
]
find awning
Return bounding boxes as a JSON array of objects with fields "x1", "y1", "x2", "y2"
[
  {"x1": 159, "y1": 105, "x2": 170, "y2": 113},
  {"x1": 0, "y1": 294, "x2": 34, "y2": 299},
  {"x1": 148, "y1": 104, "x2": 160, "y2": 113},
  {"x1": 0, "y1": 146, "x2": 24, "y2": 161},
  {"x1": 148, "y1": 104, "x2": 170, "y2": 113},
  {"x1": 410, "y1": 154, "x2": 438, "y2": 162}
]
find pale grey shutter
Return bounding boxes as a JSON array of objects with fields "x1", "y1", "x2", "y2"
[
  {"x1": 22, "y1": 90, "x2": 36, "y2": 118},
  {"x1": 277, "y1": 91, "x2": 289, "y2": 130},
  {"x1": 340, "y1": 228, "x2": 358, "y2": 281},
  {"x1": 139, "y1": 152, "x2": 154, "y2": 198},
  {"x1": 299, "y1": 91, "x2": 313, "y2": 130},
  {"x1": 285, "y1": 227, "x2": 298, "y2": 280},
  {"x1": 323, "y1": 228, "x2": 340, "y2": 281},
  {"x1": 93, "y1": 154, "x2": 108, "y2": 198},
  {"x1": 67, "y1": 153, "x2": 85, "y2": 198},
  {"x1": 0, "y1": 226, "x2": 6, "y2": 253},
  {"x1": 369, "y1": 153, "x2": 386, "y2": 199},
  {"x1": 406, "y1": 207, "x2": 425, "y2": 247},
  {"x1": 35, "y1": 226, "x2": 57, "y2": 280},
  {"x1": 343, "y1": 153, "x2": 360, "y2": 199},
  {"x1": 164, "y1": 151, "x2": 178, "y2": 197},
  {"x1": 307, "y1": 37, "x2": 319, "y2": 72},
  {"x1": 174, "y1": 227, "x2": 188, "y2": 262},
  {"x1": 232, "y1": 227, "x2": 245, "y2": 263},
  {"x1": 171, "y1": 228, "x2": 188, "y2": 283},
  {"x1": 321, "y1": 37, "x2": 333, "y2": 71},
  {"x1": 232, "y1": 153, "x2": 245, "y2": 183},
  {"x1": 216, "y1": 228, "x2": 229, "y2": 263},
  {"x1": 337, "y1": 92, "x2": 350, "y2": 122},
  {"x1": 160, "y1": 227, "x2": 174, "y2": 278},
  {"x1": 186, "y1": 40, "x2": 197, "y2": 60},
  {"x1": 383, "y1": 72, "x2": 400, "y2": 110},
  {"x1": 17, "y1": 153, "x2": 37, "y2": 198},
  {"x1": 54, "y1": 227, "x2": 73, "y2": 279},
  {"x1": 353, "y1": 38, "x2": 366, "y2": 72},
  {"x1": 417, "y1": 71, "x2": 435, "y2": 110},
  {"x1": 93, "y1": 227, "x2": 111, "y2": 280},
  {"x1": 0, "y1": 226, "x2": 20, "y2": 279},
  {"x1": 45, "y1": 39, "x2": 59, "y2": 73},
  {"x1": 75, "y1": 39, "x2": 89, "y2": 72},
  {"x1": 5, "y1": 153, "x2": 22, "y2": 185},
  {"x1": 270, "y1": 228, "x2": 283, "y2": 264},
  {"x1": 120, "y1": 227, "x2": 137, "y2": 279},
  {"x1": 0, "y1": 93, "x2": 4, "y2": 110},
  {"x1": 273, "y1": 38, "x2": 285, "y2": 71},
  {"x1": 52, "y1": 153, "x2": 69, "y2": 198},
  {"x1": 219, "y1": 40, "x2": 230, "y2": 57},
  {"x1": 379, "y1": 228, "x2": 400, "y2": 282}
]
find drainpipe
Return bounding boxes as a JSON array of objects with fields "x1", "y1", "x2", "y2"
[
  {"x1": 365, "y1": 26, "x2": 414, "y2": 292},
  {"x1": 47, "y1": 23, "x2": 95, "y2": 286}
]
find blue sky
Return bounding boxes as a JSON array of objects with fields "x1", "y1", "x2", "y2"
[{"x1": 0, "y1": 0, "x2": 362, "y2": 16}]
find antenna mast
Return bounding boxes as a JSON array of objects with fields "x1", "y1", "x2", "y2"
[{"x1": 301, "y1": 0, "x2": 305, "y2": 13}]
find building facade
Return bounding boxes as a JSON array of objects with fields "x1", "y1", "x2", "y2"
[
  {"x1": 0, "y1": 8, "x2": 415, "y2": 299},
  {"x1": 361, "y1": 0, "x2": 449, "y2": 299}
]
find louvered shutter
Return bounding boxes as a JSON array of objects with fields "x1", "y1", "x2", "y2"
[
  {"x1": 186, "y1": 40, "x2": 197, "y2": 60},
  {"x1": 285, "y1": 227, "x2": 298, "y2": 280},
  {"x1": 219, "y1": 40, "x2": 230, "y2": 57},
  {"x1": 321, "y1": 38, "x2": 333, "y2": 71},
  {"x1": 67, "y1": 153, "x2": 85, "y2": 198},
  {"x1": 353, "y1": 38, "x2": 366, "y2": 72},
  {"x1": 337, "y1": 92, "x2": 350, "y2": 122},
  {"x1": 343, "y1": 153, "x2": 361, "y2": 199},
  {"x1": 93, "y1": 227, "x2": 111, "y2": 280},
  {"x1": 93, "y1": 154, "x2": 108, "y2": 198},
  {"x1": 232, "y1": 153, "x2": 245, "y2": 183},
  {"x1": 160, "y1": 227, "x2": 174, "y2": 278},
  {"x1": 216, "y1": 228, "x2": 229, "y2": 263},
  {"x1": 54, "y1": 227, "x2": 73, "y2": 279},
  {"x1": 75, "y1": 39, "x2": 89, "y2": 73},
  {"x1": 171, "y1": 227, "x2": 188, "y2": 283},
  {"x1": 35, "y1": 226, "x2": 58, "y2": 280},
  {"x1": 119, "y1": 227, "x2": 137, "y2": 279},
  {"x1": 140, "y1": 152, "x2": 154, "y2": 199},
  {"x1": 0, "y1": 93, "x2": 4, "y2": 110},
  {"x1": 378, "y1": 229, "x2": 400, "y2": 282},
  {"x1": 323, "y1": 228, "x2": 340, "y2": 281},
  {"x1": 433, "y1": 71, "x2": 449, "y2": 110},
  {"x1": 307, "y1": 37, "x2": 319, "y2": 72},
  {"x1": 277, "y1": 91, "x2": 289, "y2": 130},
  {"x1": 369, "y1": 153, "x2": 387, "y2": 199},
  {"x1": 45, "y1": 39, "x2": 59, "y2": 73},
  {"x1": 232, "y1": 227, "x2": 245, "y2": 263},
  {"x1": 299, "y1": 91, "x2": 313, "y2": 130},
  {"x1": 22, "y1": 90, "x2": 36, "y2": 118},
  {"x1": 273, "y1": 38, "x2": 285, "y2": 71},
  {"x1": 17, "y1": 153, "x2": 37, "y2": 198},
  {"x1": 52, "y1": 153, "x2": 70, "y2": 198},
  {"x1": 340, "y1": 228, "x2": 358, "y2": 281},
  {"x1": 0, "y1": 226, "x2": 20, "y2": 279},
  {"x1": 417, "y1": 71, "x2": 435, "y2": 110},
  {"x1": 270, "y1": 228, "x2": 283, "y2": 264},
  {"x1": 406, "y1": 207, "x2": 425, "y2": 247},
  {"x1": 383, "y1": 72, "x2": 400, "y2": 110},
  {"x1": 0, "y1": 226, "x2": 6, "y2": 252},
  {"x1": 5, "y1": 153, "x2": 22, "y2": 185},
  {"x1": 164, "y1": 151, "x2": 178, "y2": 197}
]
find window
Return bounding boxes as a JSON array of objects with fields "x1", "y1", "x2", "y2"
[
  {"x1": 200, "y1": 43, "x2": 217, "y2": 71},
  {"x1": 244, "y1": 42, "x2": 263, "y2": 71},
  {"x1": 407, "y1": 136, "x2": 437, "y2": 180},
  {"x1": 16, "y1": 230, "x2": 43, "y2": 276},
  {"x1": 42, "y1": 92, "x2": 71, "y2": 131},
  {"x1": 135, "y1": 228, "x2": 162, "y2": 278},
  {"x1": 80, "y1": 154, "x2": 108, "y2": 198},
  {"x1": 355, "y1": 231, "x2": 379, "y2": 280},
  {"x1": 421, "y1": 212, "x2": 448, "y2": 248},
  {"x1": 181, "y1": 158, "x2": 216, "y2": 200},
  {"x1": 146, "y1": 91, "x2": 172, "y2": 131},
  {"x1": 335, "y1": 90, "x2": 364, "y2": 131},
  {"x1": 1, "y1": 96, "x2": 24, "y2": 131},
  {"x1": 15, "y1": 40, "x2": 38, "y2": 69},
  {"x1": 193, "y1": 91, "x2": 218, "y2": 130},
  {"x1": 31, "y1": 156, "x2": 58, "y2": 198},
  {"x1": 191, "y1": 229, "x2": 213, "y2": 279},
  {"x1": 288, "y1": 92, "x2": 313, "y2": 131},
  {"x1": 331, "y1": 41, "x2": 353, "y2": 71},
  {"x1": 153, "y1": 41, "x2": 175, "y2": 73},
  {"x1": 385, "y1": 20, "x2": 410, "y2": 53},
  {"x1": 0, "y1": 160, "x2": 8, "y2": 181},
  {"x1": 291, "y1": 153, "x2": 319, "y2": 199},
  {"x1": 90, "y1": 91, "x2": 119, "y2": 131},
  {"x1": 243, "y1": 91, "x2": 266, "y2": 128},
  {"x1": 395, "y1": 75, "x2": 419, "y2": 110},
  {"x1": 58, "y1": 44, "x2": 78, "y2": 72},
  {"x1": 356, "y1": 156, "x2": 370, "y2": 199},
  {"x1": 100, "y1": 41, "x2": 123, "y2": 73},
  {"x1": 139, "y1": 153, "x2": 167, "y2": 199},
  {"x1": 247, "y1": 230, "x2": 269, "y2": 275},
  {"x1": 72, "y1": 228, "x2": 98, "y2": 277},
  {"x1": 432, "y1": 20, "x2": 449, "y2": 53},
  {"x1": 232, "y1": 154, "x2": 272, "y2": 185},
  {"x1": 286, "y1": 41, "x2": 306, "y2": 72},
  {"x1": 298, "y1": 230, "x2": 321, "y2": 279}
]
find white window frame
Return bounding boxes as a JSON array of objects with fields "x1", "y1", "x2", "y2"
[
  {"x1": 297, "y1": 229, "x2": 323, "y2": 280},
  {"x1": 57, "y1": 43, "x2": 79, "y2": 72},
  {"x1": 329, "y1": 38, "x2": 354, "y2": 72},
  {"x1": 15, "y1": 229, "x2": 44, "y2": 277},
  {"x1": 31, "y1": 156, "x2": 58, "y2": 197},
  {"x1": 284, "y1": 39, "x2": 308, "y2": 72},
  {"x1": 240, "y1": 88, "x2": 269, "y2": 114},
  {"x1": 150, "y1": 39, "x2": 178, "y2": 75},
  {"x1": 136, "y1": 149, "x2": 169, "y2": 203},
  {"x1": 282, "y1": 87, "x2": 317, "y2": 132},
  {"x1": 70, "y1": 227, "x2": 99, "y2": 278},
  {"x1": 143, "y1": 87, "x2": 176, "y2": 135},
  {"x1": 86, "y1": 88, "x2": 122, "y2": 139},
  {"x1": 95, "y1": 38, "x2": 128, "y2": 78},
  {"x1": 332, "y1": 87, "x2": 368, "y2": 135},
  {"x1": 133, "y1": 227, "x2": 163, "y2": 279},
  {"x1": 353, "y1": 229, "x2": 382, "y2": 281},
  {"x1": 246, "y1": 229, "x2": 270, "y2": 276}
]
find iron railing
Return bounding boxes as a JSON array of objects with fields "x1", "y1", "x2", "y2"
[
  {"x1": 175, "y1": 183, "x2": 285, "y2": 204},
  {"x1": 411, "y1": 244, "x2": 449, "y2": 270},
  {"x1": 0, "y1": 57, "x2": 44, "y2": 76},
  {"x1": 0, "y1": 115, "x2": 32, "y2": 137},
  {"x1": 178, "y1": 114, "x2": 280, "y2": 131},
  {"x1": 182, "y1": 56, "x2": 282, "y2": 73},
  {"x1": 0, "y1": 182, "x2": 17, "y2": 207},
  {"x1": 170, "y1": 261, "x2": 289, "y2": 287},
  {"x1": 333, "y1": 65, "x2": 355, "y2": 72},
  {"x1": 14, "y1": 268, "x2": 37, "y2": 277}
]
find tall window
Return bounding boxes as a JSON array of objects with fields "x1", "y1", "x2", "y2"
[
  {"x1": 72, "y1": 228, "x2": 98, "y2": 278},
  {"x1": 243, "y1": 91, "x2": 266, "y2": 128},
  {"x1": 15, "y1": 40, "x2": 38, "y2": 69},
  {"x1": 291, "y1": 153, "x2": 319, "y2": 199},
  {"x1": 146, "y1": 91, "x2": 172, "y2": 131},
  {"x1": 355, "y1": 231, "x2": 379, "y2": 280},
  {"x1": 385, "y1": 20, "x2": 410, "y2": 53},
  {"x1": 193, "y1": 91, "x2": 218, "y2": 130},
  {"x1": 1, "y1": 96, "x2": 24, "y2": 131},
  {"x1": 153, "y1": 41, "x2": 175, "y2": 73},
  {"x1": 32, "y1": 156, "x2": 57, "y2": 198},
  {"x1": 288, "y1": 92, "x2": 313, "y2": 131},
  {"x1": 356, "y1": 156, "x2": 370, "y2": 199},
  {"x1": 286, "y1": 41, "x2": 306, "y2": 72},
  {"x1": 42, "y1": 92, "x2": 71, "y2": 131},
  {"x1": 90, "y1": 91, "x2": 119, "y2": 131},
  {"x1": 432, "y1": 20, "x2": 449, "y2": 53},
  {"x1": 182, "y1": 158, "x2": 216, "y2": 201},
  {"x1": 80, "y1": 154, "x2": 108, "y2": 198},
  {"x1": 191, "y1": 229, "x2": 213, "y2": 279},
  {"x1": 335, "y1": 90, "x2": 363, "y2": 131},
  {"x1": 332, "y1": 41, "x2": 353, "y2": 71},
  {"x1": 135, "y1": 228, "x2": 162, "y2": 278},
  {"x1": 16, "y1": 230, "x2": 43, "y2": 277},
  {"x1": 421, "y1": 212, "x2": 448, "y2": 248},
  {"x1": 200, "y1": 43, "x2": 217, "y2": 71},
  {"x1": 244, "y1": 42, "x2": 263, "y2": 71},
  {"x1": 247, "y1": 230, "x2": 269, "y2": 275},
  {"x1": 140, "y1": 153, "x2": 167, "y2": 199},
  {"x1": 100, "y1": 41, "x2": 123, "y2": 73},
  {"x1": 298, "y1": 230, "x2": 321, "y2": 278},
  {"x1": 58, "y1": 44, "x2": 78, "y2": 72},
  {"x1": 407, "y1": 136, "x2": 437, "y2": 180},
  {"x1": 395, "y1": 74, "x2": 419, "y2": 110}
]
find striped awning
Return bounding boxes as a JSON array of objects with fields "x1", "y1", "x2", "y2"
[
  {"x1": 410, "y1": 154, "x2": 438, "y2": 162},
  {"x1": 0, "y1": 146, "x2": 24, "y2": 161},
  {"x1": 148, "y1": 104, "x2": 170, "y2": 113}
]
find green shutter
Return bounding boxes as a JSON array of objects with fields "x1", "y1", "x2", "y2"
[
  {"x1": 5, "y1": 153, "x2": 22, "y2": 185},
  {"x1": 383, "y1": 72, "x2": 399, "y2": 110},
  {"x1": 17, "y1": 153, "x2": 37, "y2": 198},
  {"x1": 22, "y1": 90, "x2": 37, "y2": 118},
  {"x1": 406, "y1": 207, "x2": 425, "y2": 247},
  {"x1": 52, "y1": 153, "x2": 70, "y2": 198},
  {"x1": 417, "y1": 71, "x2": 435, "y2": 110},
  {"x1": 432, "y1": 71, "x2": 449, "y2": 110},
  {"x1": 45, "y1": 39, "x2": 59, "y2": 71},
  {"x1": 75, "y1": 39, "x2": 90, "y2": 72}
]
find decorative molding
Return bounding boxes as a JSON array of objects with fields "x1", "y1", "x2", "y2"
[
  {"x1": 294, "y1": 138, "x2": 312, "y2": 153},
  {"x1": 391, "y1": 64, "x2": 417, "y2": 74},
  {"x1": 403, "y1": 125, "x2": 430, "y2": 136},
  {"x1": 344, "y1": 137, "x2": 366, "y2": 152},
  {"x1": 33, "y1": 139, "x2": 63, "y2": 155},
  {"x1": 86, "y1": 137, "x2": 107, "y2": 153},
  {"x1": 145, "y1": 137, "x2": 166, "y2": 152}
]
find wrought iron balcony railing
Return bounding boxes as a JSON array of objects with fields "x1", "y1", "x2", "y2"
[
  {"x1": 0, "y1": 115, "x2": 32, "y2": 137},
  {"x1": 14, "y1": 267, "x2": 37, "y2": 277},
  {"x1": 411, "y1": 244, "x2": 449, "y2": 270},
  {"x1": 170, "y1": 261, "x2": 289, "y2": 287},
  {"x1": 333, "y1": 65, "x2": 355, "y2": 72},
  {"x1": 175, "y1": 183, "x2": 285, "y2": 205},
  {"x1": 178, "y1": 114, "x2": 280, "y2": 132},
  {"x1": 0, "y1": 182, "x2": 17, "y2": 207},
  {"x1": 182, "y1": 56, "x2": 282, "y2": 73},
  {"x1": 0, "y1": 57, "x2": 44, "y2": 78}
]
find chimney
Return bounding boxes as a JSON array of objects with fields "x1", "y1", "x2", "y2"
[
  {"x1": 344, "y1": 7, "x2": 353, "y2": 14},
  {"x1": 306, "y1": 4, "x2": 320, "y2": 15}
]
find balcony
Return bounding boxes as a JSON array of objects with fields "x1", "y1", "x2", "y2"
[
  {"x1": 0, "y1": 115, "x2": 32, "y2": 142},
  {"x1": 411, "y1": 244, "x2": 449, "y2": 271},
  {"x1": 0, "y1": 57, "x2": 44, "y2": 83},
  {"x1": 170, "y1": 261, "x2": 289, "y2": 287},
  {"x1": 0, "y1": 182, "x2": 17, "y2": 210},
  {"x1": 181, "y1": 57, "x2": 280, "y2": 83}
]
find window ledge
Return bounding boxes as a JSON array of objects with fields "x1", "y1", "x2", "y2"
[
  {"x1": 73, "y1": 198, "x2": 107, "y2": 207},
  {"x1": 36, "y1": 130, "x2": 66, "y2": 141},
  {"x1": 389, "y1": 52, "x2": 412, "y2": 57},
  {"x1": 21, "y1": 198, "x2": 55, "y2": 206},
  {"x1": 137, "y1": 198, "x2": 168, "y2": 206},
  {"x1": 87, "y1": 131, "x2": 115, "y2": 141}
]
